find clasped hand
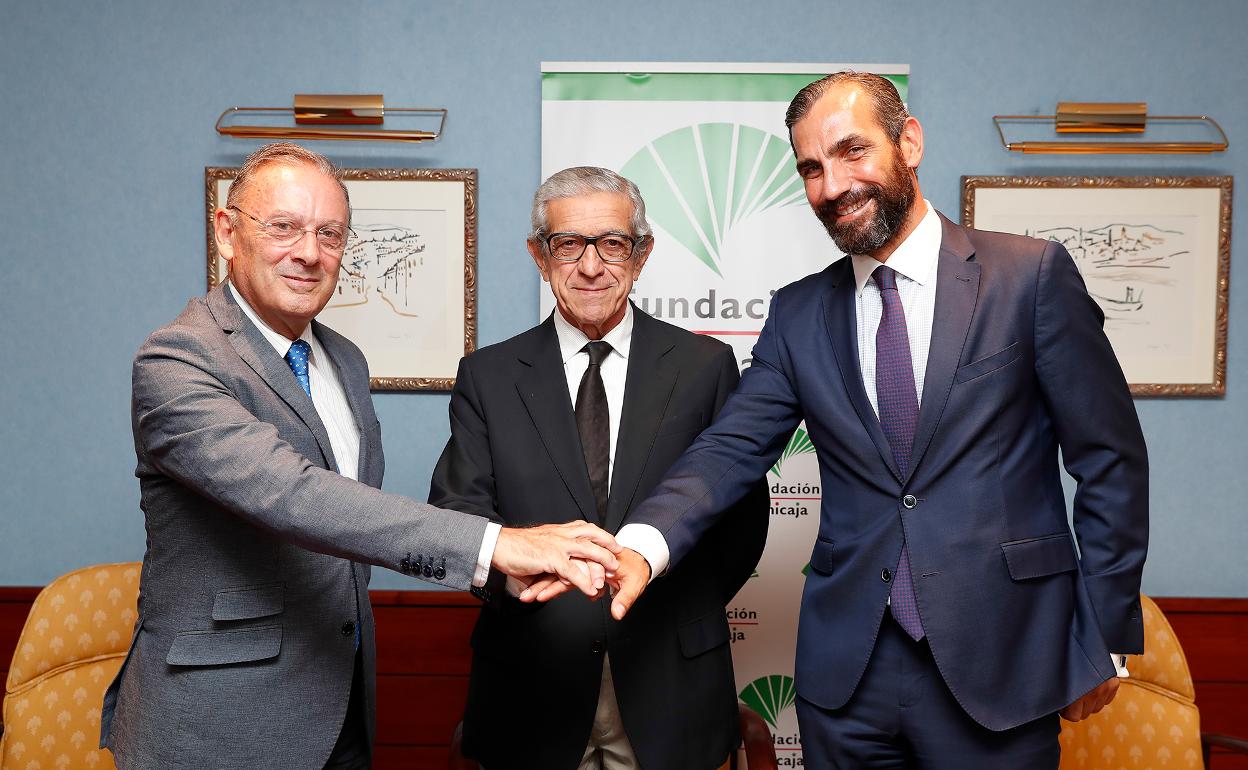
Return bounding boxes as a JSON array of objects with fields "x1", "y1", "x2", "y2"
[
  {"x1": 514, "y1": 546, "x2": 651, "y2": 619},
  {"x1": 491, "y1": 520, "x2": 624, "y2": 599}
]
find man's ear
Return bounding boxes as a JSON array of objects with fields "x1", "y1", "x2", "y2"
[
  {"x1": 214, "y1": 208, "x2": 238, "y2": 264},
  {"x1": 527, "y1": 239, "x2": 551, "y2": 283},
  {"x1": 899, "y1": 116, "x2": 923, "y2": 170},
  {"x1": 631, "y1": 235, "x2": 655, "y2": 279}
]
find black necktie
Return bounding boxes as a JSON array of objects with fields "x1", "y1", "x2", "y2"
[{"x1": 575, "y1": 341, "x2": 612, "y2": 524}]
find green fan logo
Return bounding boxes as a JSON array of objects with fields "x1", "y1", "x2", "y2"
[
  {"x1": 770, "y1": 428, "x2": 816, "y2": 477},
  {"x1": 739, "y1": 674, "x2": 797, "y2": 729},
  {"x1": 621, "y1": 123, "x2": 806, "y2": 276}
]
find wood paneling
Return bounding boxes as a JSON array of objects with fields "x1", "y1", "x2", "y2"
[{"x1": 2, "y1": 589, "x2": 1245, "y2": 769}]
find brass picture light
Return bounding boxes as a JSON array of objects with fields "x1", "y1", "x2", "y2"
[
  {"x1": 994, "y1": 102, "x2": 1227, "y2": 154},
  {"x1": 216, "y1": 94, "x2": 446, "y2": 143}
]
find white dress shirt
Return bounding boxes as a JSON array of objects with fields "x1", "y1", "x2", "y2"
[
  {"x1": 229, "y1": 283, "x2": 499, "y2": 587},
  {"x1": 853, "y1": 201, "x2": 940, "y2": 416}
]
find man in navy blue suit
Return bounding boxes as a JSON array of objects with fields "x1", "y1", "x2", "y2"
[{"x1": 531, "y1": 72, "x2": 1149, "y2": 768}]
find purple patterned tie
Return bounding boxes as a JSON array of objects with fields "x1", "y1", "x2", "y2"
[{"x1": 873, "y1": 265, "x2": 925, "y2": 641}]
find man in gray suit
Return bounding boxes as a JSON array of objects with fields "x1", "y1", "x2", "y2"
[{"x1": 100, "y1": 143, "x2": 620, "y2": 769}]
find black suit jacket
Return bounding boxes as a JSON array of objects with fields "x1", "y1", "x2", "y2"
[{"x1": 430, "y1": 307, "x2": 769, "y2": 770}]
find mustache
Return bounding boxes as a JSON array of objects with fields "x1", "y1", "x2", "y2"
[{"x1": 815, "y1": 185, "x2": 881, "y2": 221}]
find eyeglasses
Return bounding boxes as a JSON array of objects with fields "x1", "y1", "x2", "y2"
[
  {"x1": 229, "y1": 206, "x2": 353, "y2": 254},
  {"x1": 542, "y1": 232, "x2": 640, "y2": 263}
]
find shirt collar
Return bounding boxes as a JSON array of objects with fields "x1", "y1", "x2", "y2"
[
  {"x1": 226, "y1": 281, "x2": 320, "y2": 359},
  {"x1": 551, "y1": 302, "x2": 633, "y2": 365},
  {"x1": 851, "y1": 200, "x2": 940, "y2": 296}
]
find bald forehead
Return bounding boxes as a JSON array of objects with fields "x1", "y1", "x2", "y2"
[{"x1": 246, "y1": 162, "x2": 348, "y2": 214}]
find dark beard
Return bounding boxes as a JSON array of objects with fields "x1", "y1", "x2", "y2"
[{"x1": 814, "y1": 159, "x2": 915, "y2": 256}]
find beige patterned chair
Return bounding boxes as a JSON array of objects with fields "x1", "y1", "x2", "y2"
[
  {"x1": 1058, "y1": 594, "x2": 1248, "y2": 769},
  {"x1": 1, "y1": 562, "x2": 140, "y2": 770}
]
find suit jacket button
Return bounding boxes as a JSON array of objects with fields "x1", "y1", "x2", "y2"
[
  {"x1": 902, "y1": 494, "x2": 917, "y2": 509},
  {"x1": 881, "y1": 568, "x2": 893, "y2": 583},
  {"x1": 591, "y1": 640, "x2": 604, "y2": 654},
  {"x1": 341, "y1": 621, "x2": 356, "y2": 637}
]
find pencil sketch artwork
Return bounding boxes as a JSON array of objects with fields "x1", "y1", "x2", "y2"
[
  {"x1": 997, "y1": 215, "x2": 1197, "y2": 362},
  {"x1": 323, "y1": 207, "x2": 449, "y2": 353}
]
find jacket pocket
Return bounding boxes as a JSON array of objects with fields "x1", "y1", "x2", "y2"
[
  {"x1": 678, "y1": 611, "x2": 730, "y2": 658},
  {"x1": 808, "y1": 538, "x2": 835, "y2": 575},
  {"x1": 955, "y1": 341, "x2": 1021, "y2": 383},
  {"x1": 1001, "y1": 533, "x2": 1078, "y2": 580},
  {"x1": 166, "y1": 625, "x2": 282, "y2": 666},
  {"x1": 211, "y1": 583, "x2": 285, "y2": 621}
]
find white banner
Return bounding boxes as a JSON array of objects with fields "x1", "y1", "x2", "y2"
[{"x1": 540, "y1": 63, "x2": 909, "y2": 766}]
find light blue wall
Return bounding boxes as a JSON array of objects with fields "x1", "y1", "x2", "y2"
[{"x1": 1, "y1": 0, "x2": 1243, "y2": 593}]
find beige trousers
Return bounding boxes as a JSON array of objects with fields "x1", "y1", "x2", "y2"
[{"x1": 578, "y1": 653, "x2": 640, "y2": 770}]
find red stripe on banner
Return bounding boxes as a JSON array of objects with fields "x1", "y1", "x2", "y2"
[{"x1": 692, "y1": 330, "x2": 762, "y2": 336}]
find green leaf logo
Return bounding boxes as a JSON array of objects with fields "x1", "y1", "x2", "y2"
[
  {"x1": 770, "y1": 427, "x2": 816, "y2": 477},
  {"x1": 621, "y1": 123, "x2": 806, "y2": 276},
  {"x1": 739, "y1": 674, "x2": 797, "y2": 729}
]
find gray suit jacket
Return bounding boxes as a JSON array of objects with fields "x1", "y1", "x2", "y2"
[{"x1": 100, "y1": 284, "x2": 488, "y2": 769}]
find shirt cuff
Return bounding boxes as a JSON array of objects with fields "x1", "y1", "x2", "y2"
[
  {"x1": 473, "y1": 522, "x2": 502, "y2": 588},
  {"x1": 1111, "y1": 653, "x2": 1130, "y2": 678},
  {"x1": 615, "y1": 523, "x2": 669, "y2": 583}
]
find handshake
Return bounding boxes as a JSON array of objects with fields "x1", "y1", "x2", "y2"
[{"x1": 490, "y1": 521, "x2": 651, "y2": 620}]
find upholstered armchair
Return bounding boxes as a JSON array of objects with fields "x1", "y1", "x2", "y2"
[
  {"x1": 1058, "y1": 594, "x2": 1248, "y2": 769},
  {"x1": 1, "y1": 562, "x2": 140, "y2": 770}
]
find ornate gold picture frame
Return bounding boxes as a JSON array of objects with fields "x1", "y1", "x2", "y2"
[
  {"x1": 962, "y1": 175, "x2": 1232, "y2": 397},
  {"x1": 206, "y1": 167, "x2": 478, "y2": 391}
]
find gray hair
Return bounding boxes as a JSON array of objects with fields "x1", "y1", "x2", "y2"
[
  {"x1": 226, "y1": 142, "x2": 350, "y2": 216},
  {"x1": 785, "y1": 71, "x2": 910, "y2": 144},
  {"x1": 529, "y1": 166, "x2": 651, "y2": 242}
]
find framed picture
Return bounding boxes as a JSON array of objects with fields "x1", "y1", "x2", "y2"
[
  {"x1": 962, "y1": 175, "x2": 1231, "y2": 397},
  {"x1": 206, "y1": 167, "x2": 477, "y2": 391}
]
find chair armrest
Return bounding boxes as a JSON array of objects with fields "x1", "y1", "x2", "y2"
[
  {"x1": 1201, "y1": 732, "x2": 1248, "y2": 766},
  {"x1": 738, "y1": 703, "x2": 778, "y2": 770}
]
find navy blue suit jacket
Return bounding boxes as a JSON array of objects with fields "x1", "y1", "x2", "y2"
[{"x1": 627, "y1": 214, "x2": 1148, "y2": 731}]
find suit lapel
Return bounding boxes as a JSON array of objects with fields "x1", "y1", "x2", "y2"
[
  {"x1": 821, "y1": 259, "x2": 902, "y2": 481},
  {"x1": 607, "y1": 310, "x2": 678, "y2": 533},
  {"x1": 908, "y1": 215, "x2": 981, "y2": 483},
  {"x1": 314, "y1": 321, "x2": 375, "y2": 484},
  {"x1": 515, "y1": 318, "x2": 599, "y2": 522},
  {"x1": 208, "y1": 285, "x2": 340, "y2": 474}
]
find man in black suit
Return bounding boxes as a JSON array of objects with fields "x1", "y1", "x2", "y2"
[{"x1": 429, "y1": 166, "x2": 769, "y2": 770}]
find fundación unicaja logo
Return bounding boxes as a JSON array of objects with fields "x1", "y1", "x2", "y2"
[
  {"x1": 621, "y1": 123, "x2": 806, "y2": 276},
  {"x1": 739, "y1": 674, "x2": 797, "y2": 729},
  {"x1": 770, "y1": 428, "x2": 816, "y2": 477}
]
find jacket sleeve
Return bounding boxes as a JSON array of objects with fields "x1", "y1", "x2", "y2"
[
  {"x1": 132, "y1": 325, "x2": 489, "y2": 590},
  {"x1": 697, "y1": 345, "x2": 770, "y2": 603},
  {"x1": 1033, "y1": 241, "x2": 1149, "y2": 654},
  {"x1": 625, "y1": 292, "x2": 804, "y2": 568},
  {"x1": 428, "y1": 356, "x2": 505, "y2": 524}
]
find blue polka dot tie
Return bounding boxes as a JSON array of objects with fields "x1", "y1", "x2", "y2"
[
  {"x1": 873, "y1": 265, "x2": 925, "y2": 641},
  {"x1": 285, "y1": 339, "x2": 312, "y2": 396}
]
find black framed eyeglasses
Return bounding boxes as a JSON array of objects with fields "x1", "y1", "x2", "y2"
[
  {"x1": 542, "y1": 231, "x2": 639, "y2": 263},
  {"x1": 229, "y1": 206, "x2": 354, "y2": 255}
]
